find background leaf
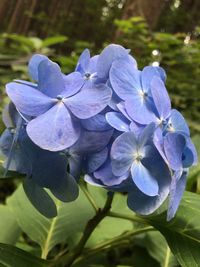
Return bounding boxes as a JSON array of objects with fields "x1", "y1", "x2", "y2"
[
  {"x1": 148, "y1": 191, "x2": 200, "y2": 267},
  {"x1": 0, "y1": 205, "x2": 21, "y2": 244},
  {"x1": 0, "y1": 243, "x2": 48, "y2": 267}
]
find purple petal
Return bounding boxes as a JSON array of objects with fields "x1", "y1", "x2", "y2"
[
  {"x1": 87, "y1": 147, "x2": 108, "y2": 173},
  {"x1": 81, "y1": 114, "x2": 112, "y2": 131},
  {"x1": 110, "y1": 59, "x2": 141, "y2": 100},
  {"x1": 94, "y1": 159, "x2": 129, "y2": 186},
  {"x1": 131, "y1": 161, "x2": 159, "y2": 196},
  {"x1": 130, "y1": 121, "x2": 145, "y2": 138},
  {"x1": 164, "y1": 133, "x2": 186, "y2": 171},
  {"x1": 6, "y1": 82, "x2": 55, "y2": 117},
  {"x1": 70, "y1": 129, "x2": 113, "y2": 154},
  {"x1": 65, "y1": 84, "x2": 112, "y2": 119},
  {"x1": 97, "y1": 44, "x2": 129, "y2": 79},
  {"x1": 106, "y1": 112, "x2": 130, "y2": 132},
  {"x1": 111, "y1": 132, "x2": 137, "y2": 176},
  {"x1": 62, "y1": 72, "x2": 84, "y2": 97},
  {"x1": 167, "y1": 170, "x2": 187, "y2": 221},
  {"x1": 151, "y1": 76, "x2": 171, "y2": 119},
  {"x1": 27, "y1": 103, "x2": 80, "y2": 151},
  {"x1": 38, "y1": 59, "x2": 65, "y2": 98},
  {"x1": 28, "y1": 54, "x2": 48, "y2": 81}
]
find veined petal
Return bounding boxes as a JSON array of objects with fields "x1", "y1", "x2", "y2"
[
  {"x1": 106, "y1": 111, "x2": 130, "y2": 132},
  {"x1": 164, "y1": 133, "x2": 186, "y2": 171},
  {"x1": 167, "y1": 170, "x2": 187, "y2": 221},
  {"x1": 87, "y1": 147, "x2": 108, "y2": 173},
  {"x1": 125, "y1": 96, "x2": 157, "y2": 124},
  {"x1": 75, "y1": 49, "x2": 90, "y2": 73},
  {"x1": 97, "y1": 44, "x2": 129, "y2": 79},
  {"x1": 138, "y1": 122, "x2": 155, "y2": 148},
  {"x1": 27, "y1": 103, "x2": 80, "y2": 151},
  {"x1": 111, "y1": 132, "x2": 137, "y2": 176},
  {"x1": 65, "y1": 84, "x2": 112, "y2": 119},
  {"x1": 131, "y1": 161, "x2": 159, "y2": 196},
  {"x1": 110, "y1": 59, "x2": 141, "y2": 100},
  {"x1": 151, "y1": 76, "x2": 171, "y2": 119},
  {"x1": 168, "y1": 109, "x2": 190, "y2": 136},
  {"x1": 81, "y1": 114, "x2": 112, "y2": 131},
  {"x1": 62, "y1": 72, "x2": 84, "y2": 97},
  {"x1": 6, "y1": 82, "x2": 55, "y2": 116},
  {"x1": 141, "y1": 66, "x2": 164, "y2": 92},
  {"x1": 38, "y1": 59, "x2": 65, "y2": 98},
  {"x1": 28, "y1": 54, "x2": 48, "y2": 81}
]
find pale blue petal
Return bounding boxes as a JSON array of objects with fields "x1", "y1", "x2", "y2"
[
  {"x1": 62, "y1": 72, "x2": 84, "y2": 97},
  {"x1": 138, "y1": 122, "x2": 155, "y2": 148},
  {"x1": 6, "y1": 82, "x2": 55, "y2": 116},
  {"x1": 106, "y1": 112, "x2": 130, "y2": 132},
  {"x1": 38, "y1": 59, "x2": 65, "y2": 98},
  {"x1": 75, "y1": 49, "x2": 90, "y2": 73},
  {"x1": 27, "y1": 103, "x2": 80, "y2": 151},
  {"x1": 110, "y1": 59, "x2": 141, "y2": 100},
  {"x1": 130, "y1": 121, "x2": 145, "y2": 138},
  {"x1": 97, "y1": 44, "x2": 129, "y2": 79},
  {"x1": 168, "y1": 109, "x2": 190, "y2": 136},
  {"x1": 167, "y1": 170, "x2": 187, "y2": 221},
  {"x1": 117, "y1": 102, "x2": 132, "y2": 120},
  {"x1": 28, "y1": 54, "x2": 48, "y2": 81},
  {"x1": 84, "y1": 174, "x2": 104, "y2": 187},
  {"x1": 141, "y1": 66, "x2": 164, "y2": 92},
  {"x1": 164, "y1": 133, "x2": 186, "y2": 171},
  {"x1": 151, "y1": 76, "x2": 171, "y2": 119},
  {"x1": 65, "y1": 84, "x2": 112, "y2": 119},
  {"x1": 131, "y1": 161, "x2": 159, "y2": 196},
  {"x1": 111, "y1": 132, "x2": 137, "y2": 176},
  {"x1": 125, "y1": 96, "x2": 157, "y2": 124}
]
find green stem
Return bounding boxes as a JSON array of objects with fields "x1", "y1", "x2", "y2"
[
  {"x1": 108, "y1": 211, "x2": 147, "y2": 224},
  {"x1": 75, "y1": 226, "x2": 155, "y2": 265},
  {"x1": 51, "y1": 192, "x2": 114, "y2": 267},
  {"x1": 80, "y1": 183, "x2": 99, "y2": 213}
]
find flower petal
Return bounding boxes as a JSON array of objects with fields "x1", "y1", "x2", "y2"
[
  {"x1": 27, "y1": 103, "x2": 80, "y2": 151},
  {"x1": 65, "y1": 84, "x2": 112, "y2": 119},
  {"x1": 110, "y1": 59, "x2": 141, "y2": 100},
  {"x1": 168, "y1": 109, "x2": 190, "y2": 136},
  {"x1": 111, "y1": 132, "x2": 137, "y2": 176},
  {"x1": 87, "y1": 147, "x2": 108, "y2": 173},
  {"x1": 131, "y1": 161, "x2": 159, "y2": 196},
  {"x1": 106, "y1": 111, "x2": 130, "y2": 132},
  {"x1": 164, "y1": 133, "x2": 186, "y2": 171},
  {"x1": 81, "y1": 114, "x2": 112, "y2": 131},
  {"x1": 38, "y1": 59, "x2": 65, "y2": 98},
  {"x1": 62, "y1": 72, "x2": 84, "y2": 97},
  {"x1": 167, "y1": 170, "x2": 187, "y2": 221},
  {"x1": 125, "y1": 96, "x2": 157, "y2": 125},
  {"x1": 151, "y1": 76, "x2": 171, "y2": 119},
  {"x1": 6, "y1": 82, "x2": 55, "y2": 117},
  {"x1": 28, "y1": 54, "x2": 48, "y2": 81},
  {"x1": 75, "y1": 49, "x2": 90, "y2": 73},
  {"x1": 97, "y1": 44, "x2": 129, "y2": 79}
]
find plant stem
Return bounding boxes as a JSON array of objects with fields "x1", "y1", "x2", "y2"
[
  {"x1": 74, "y1": 226, "x2": 155, "y2": 265},
  {"x1": 51, "y1": 192, "x2": 114, "y2": 267},
  {"x1": 108, "y1": 211, "x2": 147, "y2": 224},
  {"x1": 80, "y1": 183, "x2": 99, "y2": 213}
]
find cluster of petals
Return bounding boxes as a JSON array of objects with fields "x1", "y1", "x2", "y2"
[{"x1": 0, "y1": 44, "x2": 197, "y2": 220}]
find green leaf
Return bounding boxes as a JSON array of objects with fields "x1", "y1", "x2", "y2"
[
  {"x1": 7, "y1": 185, "x2": 95, "y2": 258},
  {"x1": 0, "y1": 243, "x2": 48, "y2": 267},
  {"x1": 0, "y1": 205, "x2": 21, "y2": 244},
  {"x1": 144, "y1": 232, "x2": 178, "y2": 267},
  {"x1": 148, "y1": 191, "x2": 200, "y2": 267},
  {"x1": 42, "y1": 36, "x2": 68, "y2": 47}
]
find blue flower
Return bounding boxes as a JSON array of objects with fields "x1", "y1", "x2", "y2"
[{"x1": 6, "y1": 56, "x2": 112, "y2": 151}]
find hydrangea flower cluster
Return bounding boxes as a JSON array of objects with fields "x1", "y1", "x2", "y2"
[{"x1": 0, "y1": 44, "x2": 197, "y2": 220}]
